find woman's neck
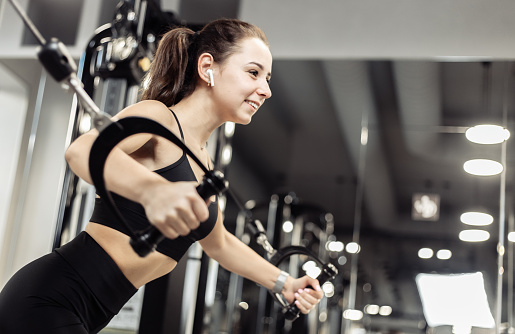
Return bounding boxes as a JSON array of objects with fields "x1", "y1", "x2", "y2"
[{"x1": 170, "y1": 92, "x2": 223, "y2": 150}]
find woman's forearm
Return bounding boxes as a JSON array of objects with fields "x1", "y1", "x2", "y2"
[{"x1": 203, "y1": 230, "x2": 285, "y2": 291}]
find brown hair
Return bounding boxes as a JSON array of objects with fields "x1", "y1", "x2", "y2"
[{"x1": 141, "y1": 18, "x2": 269, "y2": 106}]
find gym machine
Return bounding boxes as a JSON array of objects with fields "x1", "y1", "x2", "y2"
[{"x1": 7, "y1": 0, "x2": 214, "y2": 332}]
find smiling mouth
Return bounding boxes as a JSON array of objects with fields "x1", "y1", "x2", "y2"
[{"x1": 245, "y1": 100, "x2": 259, "y2": 110}]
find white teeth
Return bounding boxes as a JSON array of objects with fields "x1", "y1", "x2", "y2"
[{"x1": 246, "y1": 101, "x2": 258, "y2": 109}]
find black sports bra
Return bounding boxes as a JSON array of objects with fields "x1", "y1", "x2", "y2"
[{"x1": 89, "y1": 110, "x2": 218, "y2": 261}]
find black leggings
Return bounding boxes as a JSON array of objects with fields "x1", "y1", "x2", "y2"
[{"x1": 0, "y1": 232, "x2": 137, "y2": 334}]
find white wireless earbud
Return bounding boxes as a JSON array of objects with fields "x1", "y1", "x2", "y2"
[{"x1": 207, "y1": 69, "x2": 214, "y2": 87}]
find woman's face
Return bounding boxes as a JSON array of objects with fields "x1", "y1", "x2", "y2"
[{"x1": 212, "y1": 37, "x2": 273, "y2": 124}]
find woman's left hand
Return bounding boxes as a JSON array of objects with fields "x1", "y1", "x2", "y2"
[{"x1": 282, "y1": 275, "x2": 324, "y2": 314}]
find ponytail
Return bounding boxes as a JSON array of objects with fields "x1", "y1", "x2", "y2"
[{"x1": 141, "y1": 27, "x2": 195, "y2": 106}]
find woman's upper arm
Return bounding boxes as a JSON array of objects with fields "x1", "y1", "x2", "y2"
[
  {"x1": 65, "y1": 100, "x2": 174, "y2": 182},
  {"x1": 198, "y1": 209, "x2": 227, "y2": 255},
  {"x1": 68, "y1": 100, "x2": 173, "y2": 155},
  {"x1": 103, "y1": 100, "x2": 174, "y2": 154}
]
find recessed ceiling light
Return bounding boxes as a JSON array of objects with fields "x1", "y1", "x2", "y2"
[
  {"x1": 379, "y1": 305, "x2": 393, "y2": 316},
  {"x1": 465, "y1": 124, "x2": 510, "y2": 144},
  {"x1": 418, "y1": 247, "x2": 433, "y2": 259},
  {"x1": 460, "y1": 212, "x2": 493, "y2": 226},
  {"x1": 346, "y1": 242, "x2": 360, "y2": 254},
  {"x1": 463, "y1": 159, "x2": 503, "y2": 176},
  {"x1": 326, "y1": 241, "x2": 344, "y2": 252},
  {"x1": 459, "y1": 230, "x2": 490, "y2": 242},
  {"x1": 343, "y1": 309, "x2": 363, "y2": 320},
  {"x1": 436, "y1": 249, "x2": 452, "y2": 260},
  {"x1": 282, "y1": 220, "x2": 293, "y2": 233},
  {"x1": 364, "y1": 304, "x2": 380, "y2": 315}
]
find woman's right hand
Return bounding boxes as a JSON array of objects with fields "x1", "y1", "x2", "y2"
[{"x1": 139, "y1": 180, "x2": 210, "y2": 239}]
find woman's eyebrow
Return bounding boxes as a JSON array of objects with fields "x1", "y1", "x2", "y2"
[{"x1": 248, "y1": 62, "x2": 271, "y2": 77}]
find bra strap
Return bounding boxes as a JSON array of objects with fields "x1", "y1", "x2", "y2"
[
  {"x1": 169, "y1": 108, "x2": 212, "y2": 170},
  {"x1": 168, "y1": 109, "x2": 185, "y2": 141}
]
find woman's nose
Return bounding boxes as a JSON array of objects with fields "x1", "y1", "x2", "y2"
[{"x1": 258, "y1": 80, "x2": 272, "y2": 99}]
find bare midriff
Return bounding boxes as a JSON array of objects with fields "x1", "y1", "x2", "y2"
[{"x1": 85, "y1": 222, "x2": 177, "y2": 289}]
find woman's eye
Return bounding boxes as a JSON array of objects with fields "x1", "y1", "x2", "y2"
[{"x1": 249, "y1": 70, "x2": 258, "y2": 77}]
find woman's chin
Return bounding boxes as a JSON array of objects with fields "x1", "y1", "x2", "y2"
[
  {"x1": 233, "y1": 114, "x2": 254, "y2": 125},
  {"x1": 239, "y1": 118, "x2": 252, "y2": 125}
]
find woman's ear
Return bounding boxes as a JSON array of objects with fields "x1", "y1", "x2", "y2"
[{"x1": 198, "y1": 53, "x2": 215, "y2": 86}]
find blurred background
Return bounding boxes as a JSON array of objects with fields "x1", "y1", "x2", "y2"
[{"x1": 2, "y1": 1, "x2": 515, "y2": 334}]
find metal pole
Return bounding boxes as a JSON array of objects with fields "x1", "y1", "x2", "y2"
[
  {"x1": 224, "y1": 210, "x2": 248, "y2": 334},
  {"x1": 508, "y1": 205, "x2": 514, "y2": 330},
  {"x1": 343, "y1": 109, "x2": 369, "y2": 334},
  {"x1": 7, "y1": 0, "x2": 46, "y2": 45},
  {"x1": 5, "y1": 71, "x2": 46, "y2": 278},
  {"x1": 180, "y1": 244, "x2": 204, "y2": 334},
  {"x1": 495, "y1": 62, "x2": 511, "y2": 334},
  {"x1": 496, "y1": 138, "x2": 506, "y2": 334}
]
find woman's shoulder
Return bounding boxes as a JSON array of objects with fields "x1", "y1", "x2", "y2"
[
  {"x1": 118, "y1": 100, "x2": 170, "y2": 117},
  {"x1": 113, "y1": 100, "x2": 175, "y2": 125},
  {"x1": 134, "y1": 99, "x2": 169, "y2": 110}
]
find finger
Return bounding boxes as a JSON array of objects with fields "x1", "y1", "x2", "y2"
[
  {"x1": 305, "y1": 278, "x2": 322, "y2": 291},
  {"x1": 176, "y1": 206, "x2": 200, "y2": 231},
  {"x1": 294, "y1": 290, "x2": 315, "y2": 313},
  {"x1": 299, "y1": 289, "x2": 320, "y2": 304},
  {"x1": 159, "y1": 224, "x2": 180, "y2": 239},
  {"x1": 294, "y1": 298, "x2": 311, "y2": 314},
  {"x1": 151, "y1": 215, "x2": 179, "y2": 239},
  {"x1": 191, "y1": 195, "x2": 210, "y2": 222},
  {"x1": 156, "y1": 212, "x2": 190, "y2": 238},
  {"x1": 173, "y1": 221, "x2": 192, "y2": 236},
  {"x1": 309, "y1": 285, "x2": 324, "y2": 299},
  {"x1": 303, "y1": 279, "x2": 323, "y2": 298},
  {"x1": 297, "y1": 289, "x2": 319, "y2": 304}
]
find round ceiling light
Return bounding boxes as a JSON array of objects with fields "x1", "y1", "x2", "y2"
[
  {"x1": 418, "y1": 247, "x2": 433, "y2": 259},
  {"x1": 465, "y1": 125, "x2": 510, "y2": 144},
  {"x1": 346, "y1": 242, "x2": 361, "y2": 254},
  {"x1": 460, "y1": 212, "x2": 493, "y2": 226},
  {"x1": 459, "y1": 230, "x2": 490, "y2": 242},
  {"x1": 463, "y1": 159, "x2": 503, "y2": 176},
  {"x1": 436, "y1": 249, "x2": 452, "y2": 260}
]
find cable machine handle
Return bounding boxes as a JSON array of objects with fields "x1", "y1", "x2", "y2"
[
  {"x1": 267, "y1": 245, "x2": 338, "y2": 321},
  {"x1": 130, "y1": 170, "x2": 227, "y2": 257},
  {"x1": 282, "y1": 262, "x2": 338, "y2": 321}
]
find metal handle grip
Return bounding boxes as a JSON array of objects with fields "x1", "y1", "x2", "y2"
[
  {"x1": 130, "y1": 171, "x2": 228, "y2": 257},
  {"x1": 282, "y1": 263, "x2": 338, "y2": 321}
]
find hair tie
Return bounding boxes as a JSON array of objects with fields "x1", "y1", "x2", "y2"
[
  {"x1": 191, "y1": 31, "x2": 200, "y2": 42},
  {"x1": 187, "y1": 31, "x2": 200, "y2": 73}
]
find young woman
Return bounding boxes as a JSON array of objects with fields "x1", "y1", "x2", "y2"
[{"x1": 0, "y1": 18, "x2": 323, "y2": 333}]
